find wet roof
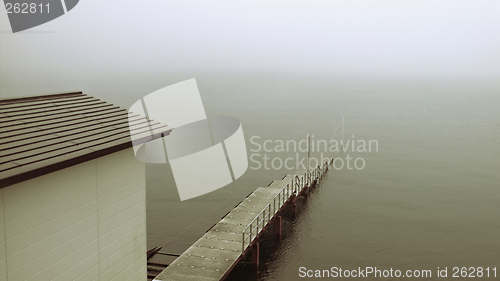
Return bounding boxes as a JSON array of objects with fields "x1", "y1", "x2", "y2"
[{"x1": 0, "y1": 91, "x2": 171, "y2": 188}]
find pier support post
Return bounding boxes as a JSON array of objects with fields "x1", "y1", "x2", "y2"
[
  {"x1": 252, "y1": 243, "x2": 259, "y2": 270},
  {"x1": 292, "y1": 203, "x2": 297, "y2": 219},
  {"x1": 275, "y1": 216, "x2": 282, "y2": 238}
]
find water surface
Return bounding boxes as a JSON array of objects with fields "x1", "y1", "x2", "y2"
[{"x1": 145, "y1": 77, "x2": 500, "y2": 280}]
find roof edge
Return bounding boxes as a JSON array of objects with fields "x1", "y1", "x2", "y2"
[
  {"x1": 0, "y1": 91, "x2": 84, "y2": 103},
  {"x1": 0, "y1": 141, "x2": 131, "y2": 189},
  {"x1": 0, "y1": 128, "x2": 172, "y2": 189}
]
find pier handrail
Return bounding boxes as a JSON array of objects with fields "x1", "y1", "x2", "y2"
[
  {"x1": 292, "y1": 175, "x2": 302, "y2": 194},
  {"x1": 272, "y1": 183, "x2": 293, "y2": 215},
  {"x1": 241, "y1": 158, "x2": 333, "y2": 253},
  {"x1": 158, "y1": 157, "x2": 335, "y2": 280},
  {"x1": 242, "y1": 203, "x2": 271, "y2": 252}
]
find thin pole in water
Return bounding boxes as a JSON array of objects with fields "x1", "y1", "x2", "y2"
[
  {"x1": 341, "y1": 116, "x2": 345, "y2": 152},
  {"x1": 329, "y1": 118, "x2": 342, "y2": 146},
  {"x1": 307, "y1": 135, "x2": 310, "y2": 173}
]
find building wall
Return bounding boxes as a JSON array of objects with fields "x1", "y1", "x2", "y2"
[
  {"x1": 0, "y1": 148, "x2": 146, "y2": 281},
  {"x1": 0, "y1": 189, "x2": 6, "y2": 281}
]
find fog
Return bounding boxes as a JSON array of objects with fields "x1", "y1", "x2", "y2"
[{"x1": 1, "y1": 0, "x2": 499, "y2": 106}]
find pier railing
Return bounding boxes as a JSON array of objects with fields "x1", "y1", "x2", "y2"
[
  {"x1": 242, "y1": 203, "x2": 272, "y2": 252},
  {"x1": 241, "y1": 158, "x2": 333, "y2": 253},
  {"x1": 156, "y1": 157, "x2": 334, "y2": 280},
  {"x1": 272, "y1": 183, "x2": 292, "y2": 215}
]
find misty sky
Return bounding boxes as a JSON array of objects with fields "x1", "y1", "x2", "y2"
[{"x1": 1, "y1": 0, "x2": 499, "y2": 100}]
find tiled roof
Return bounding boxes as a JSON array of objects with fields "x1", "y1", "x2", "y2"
[{"x1": 0, "y1": 91, "x2": 171, "y2": 188}]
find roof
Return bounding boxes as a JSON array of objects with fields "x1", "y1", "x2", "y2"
[{"x1": 0, "y1": 91, "x2": 172, "y2": 188}]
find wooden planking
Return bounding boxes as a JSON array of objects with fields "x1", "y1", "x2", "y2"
[
  {"x1": 0, "y1": 92, "x2": 172, "y2": 188},
  {"x1": 0, "y1": 101, "x2": 116, "y2": 125},
  {"x1": 0, "y1": 113, "x2": 149, "y2": 153},
  {"x1": 1, "y1": 122, "x2": 169, "y2": 167},
  {"x1": 0, "y1": 95, "x2": 91, "y2": 110},
  {"x1": 0, "y1": 99, "x2": 107, "y2": 117},
  {"x1": 153, "y1": 170, "x2": 317, "y2": 281},
  {"x1": 0, "y1": 126, "x2": 166, "y2": 170},
  {"x1": 0, "y1": 92, "x2": 84, "y2": 106},
  {"x1": 1, "y1": 104, "x2": 119, "y2": 133},
  {"x1": 0, "y1": 109, "x2": 131, "y2": 143},
  {"x1": 0, "y1": 163, "x2": 19, "y2": 172},
  {"x1": 0, "y1": 115, "x2": 139, "y2": 152},
  {"x1": 0, "y1": 125, "x2": 44, "y2": 141},
  {"x1": 0, "y1": 119, "x2": 30, "y2": 128},
  {"x1": 0, "y1": 96, "x2": 98, "y2": 113},
  {"x1": 0, "y1": 106, "x2": 120, "y2": 135},
  {"x1": 154, "y1": 183, "x2": 287, "y2": 281}
]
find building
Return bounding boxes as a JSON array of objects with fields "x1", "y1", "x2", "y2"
[{"x1": 0, "y1": 92, "x2": 171, "y2": 281}]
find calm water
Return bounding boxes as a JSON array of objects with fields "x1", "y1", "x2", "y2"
[{"x1": 145, "y1": 77, "x2": 500, "y2": 280}]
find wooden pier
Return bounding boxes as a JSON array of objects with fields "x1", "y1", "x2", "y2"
[{"x1": 153, "y1": 159, "x2": 333, "y2": 281}]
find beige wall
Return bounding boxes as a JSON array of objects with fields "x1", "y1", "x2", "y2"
[
  {"x1": 0, "y1": 148, "x2": 146, "y2": 281},
  {"x1": 0, "y1": 189, "x2": 6, "y2": 281}
]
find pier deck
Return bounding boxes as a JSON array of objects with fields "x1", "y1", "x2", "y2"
[{"x1": 154, "y1": 162, "x2": 331, "y2": 281}]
